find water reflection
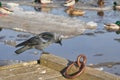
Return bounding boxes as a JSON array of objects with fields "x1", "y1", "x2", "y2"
[
  {"x1": 97, "y1": 10, "x2": 104, "y2": 17},
  {"x1": 0, "y1": 27, "x2": 2, "y2": 32},
  {"x1": 34, "y1": 6, "x2": 52, "y2": 12},
  {"x1": 115, "y1": 30, "x2": 120, "y2": 34},
  {"x1": 114, "y1": 38, "x2": 120, "y2": 43},
  {"x1": 81, "y1": 32, "x2": 95, "y2": 36},
  {"x1": 0, "y1": 35, "x2": 5, "y2": 41},
  {"x1": 0, "y1": 27, "x2": 4, "y2": 41},
  {"x1": 34, "y1": 6, "x2": 41, "y2": 12},
  {"x1": 65, "y1": 8, "x2": 85, "y2": 16},
  {"x1": 81, "y1": 30, "x2": 106, "y2": 36}
]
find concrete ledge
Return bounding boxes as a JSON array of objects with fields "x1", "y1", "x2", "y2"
[
  {"x1": 0, "y1": 53, "x2": 120, "y2": 80},
  {"x1": 40, "y1": 53, "x2": 120, "y2": 80}
]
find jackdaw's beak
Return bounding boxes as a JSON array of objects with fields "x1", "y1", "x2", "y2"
[{"x1": 56, "y1": 40, "x2": 62, "y2": 46}]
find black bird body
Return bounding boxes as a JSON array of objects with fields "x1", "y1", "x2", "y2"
[{"x1": 15, "y1": 32, "x2": 62, "y2": 54}]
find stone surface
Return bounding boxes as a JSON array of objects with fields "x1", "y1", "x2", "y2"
[{"x1": 0, "y1": 53, "x2": 120, "y2": 80}]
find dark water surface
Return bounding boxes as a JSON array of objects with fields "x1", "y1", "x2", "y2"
[{"x1": 0, "y1": 0, "x2": 120, "y2": 76}]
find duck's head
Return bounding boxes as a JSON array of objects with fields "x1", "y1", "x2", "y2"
[
  {"x1": 0, "y1": 2, "x2": 2, "y2": 7},
  {"x1": 114, "y1": 21, "x2": 120, "y2": 32},
  {"x1": 115, "y1": 21, "x2": 120, "y2": 26},
  {"x1": 34, "y1": 0, "x2": 40, "y2": 3},
  {"x1": 113, "y1": 2, "x2": 117, "y2": 6}
]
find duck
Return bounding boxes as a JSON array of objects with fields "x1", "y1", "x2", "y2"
[
  {"x1": 34, "y1": 6, "x2": 52, "y2": 12},
  {"x1": 6, "y1": 2, "x2": 19, "y2": 9},
  {"x1": 15, "y1": 32, "x2": 62, "y2": 54},
  {"x1": 64, "y1": 0, "x2": 75, "y2": 8},
  {"x1": 113, "y1": 2, "x2": 120, "y2": 10},
  {"x1": 104, "y1": 21, "x2": 120, "y2": 31},
  {"x1": 34, "y1": 0, "x2": 52, "y2": 5},
  {"x1": 41, "y1": 0, "x2": 53, "y2": 4},
  {"x1": 0, "y1": 2, "x2": 13, "y2": 15},
  {"x1": 65, "y1": 8, "x2": 85, "y2": 16},
  {"x1": 97, "y1": 0, "x2": 104, "y2": 7}
]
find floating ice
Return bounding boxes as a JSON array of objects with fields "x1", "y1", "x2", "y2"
[
  {"x1": 0, "y1": 2, "x2": 91, "y2": 38},
  {"x1": 86, "y1": 21, "x2": 97, "y2": 29},
  {"x1": 95, "y1": 67, "x2": 104, "y2": 71}
]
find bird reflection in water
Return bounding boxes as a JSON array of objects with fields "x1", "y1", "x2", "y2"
[
  {"x1": 34, "y1": 6, "x2": 52, "y2": 13},
  {"x1": 97, "y1": 10, "x2": 104, "y2": 17},
  {"x1": 0, "y1": 27, "x2": 2, "y2": 32}
]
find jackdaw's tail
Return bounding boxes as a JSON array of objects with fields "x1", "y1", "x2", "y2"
[{"x1": 15, "y1": 46, "x2": 31, "y2": 54}]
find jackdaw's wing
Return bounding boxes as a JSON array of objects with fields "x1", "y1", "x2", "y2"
[{"x1": 16, "y1": 36, "x2": 40, "y2": 47}]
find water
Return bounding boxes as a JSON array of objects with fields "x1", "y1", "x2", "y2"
[{"x1": 0, "y1": 0, "x2": 120, "y2": 76}]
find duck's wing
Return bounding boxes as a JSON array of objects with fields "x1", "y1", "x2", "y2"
[{"x1": 15, "y1": 36, "x2": 40, "y2": 47}]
